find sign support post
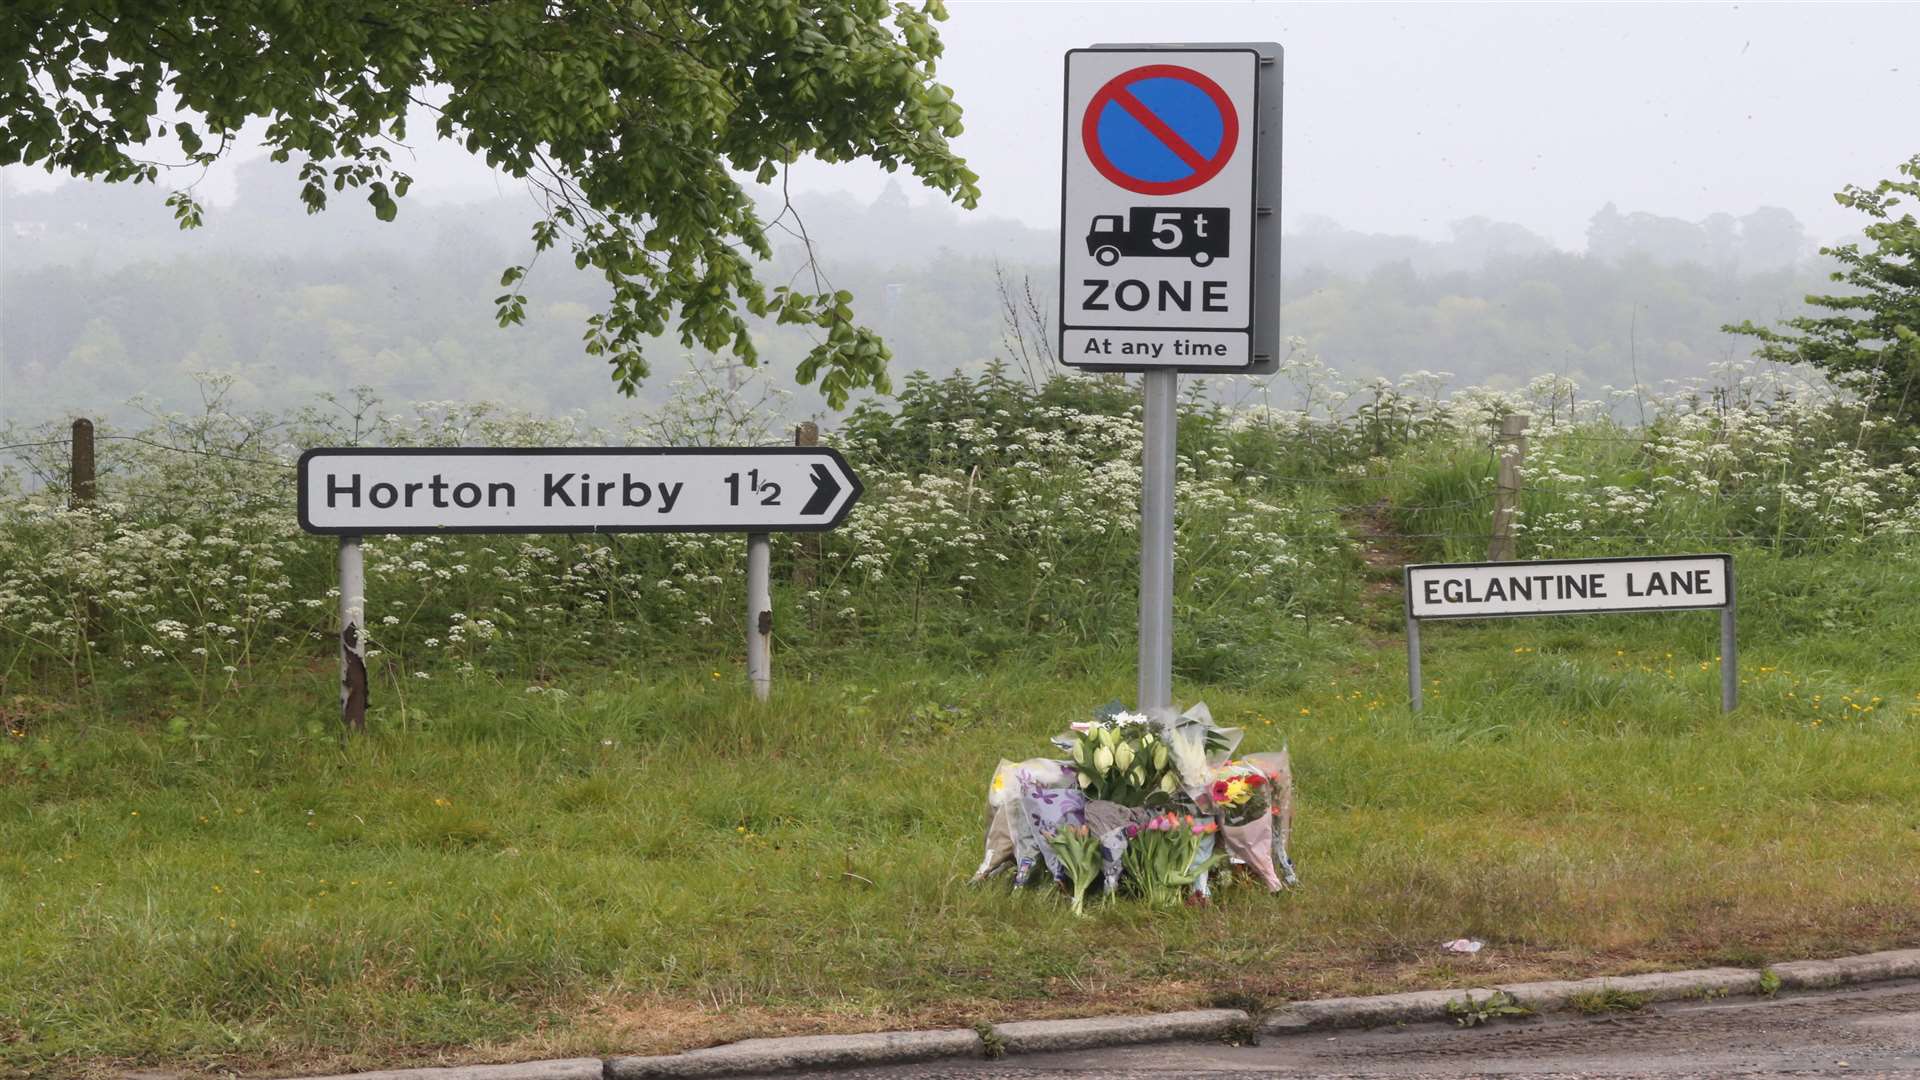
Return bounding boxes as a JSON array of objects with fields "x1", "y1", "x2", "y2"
[
  {"x1": 1139, "y1": 368, "x2": 1178, "y2": 719},
  {"x1": 747, "y1": 532, "x2": 771, "y2": 702},
  {"x1": 1405, "y1": 613, "x2": 1423, "y2": 713},
  {"x1": 1720, "y1": 564, "x2": 1737, "y2": 712},
  {"x1": 1404, "y1": 554, "x2": 1736, "y2": 715},
  {"x1": 338, "y1": 535, "x2": 368, "y2": 731}
]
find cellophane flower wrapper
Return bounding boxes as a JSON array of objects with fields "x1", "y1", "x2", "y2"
[
  {"x1": 1205, "y1": 760, "x2": 1283, "y2": 891},
  {"x1": 1188, "y1": 828, "x2": 1218, "y2": 899},
  {"x1": 1083, "y1": 798, "x2": 1151, "y2": 894},
  {"x1": 1152, "y1": 703, "x2": 1244, "y2": 801},
  {"x1": 1239, "y1": 748, "x2": 1298, "y2": 885},
  {"x1": 1018, "y1": 774, "x2": 1087, "y2": 883},
  {"x1": 971, "y1": 800, "x2": 1018, "y2": 882},
  {"x1": 1221, "y1": 815, "x2": 1282, "y2": 891},
  {"x1": 990, "y1": 760, "x2": 1074, "y2": 885},
  {"x1": 992, "y1": 758, "x2": 1071, "y2": 805},
  {"x1": 971, "y1": 757, "x2": 1041, "y2": 882}
]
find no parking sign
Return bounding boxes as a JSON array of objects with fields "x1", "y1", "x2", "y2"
[
  {"x1": 1060, "y1": 45, "x2": 1281, "y2": 373},
  {"x1": 1083, "y1": 64, "x2": 1240, "y2": 196}
]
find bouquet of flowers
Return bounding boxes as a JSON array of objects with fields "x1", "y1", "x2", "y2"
[
  {"x1": 1238, "y1": 749, "x2": 1298, "y2": 887},
  {"x1": 971, "y1": 757, "x2": 1074, "y2": 883},
  {"x1": 1208, "y1": 758, "x2": 1288, "y2": 892},
  {"x1": 1064, "y1": 714, "x2": 1181, "y2": 806},
  {"x1": 972, "y1": 701, "x2": 1296, "y2": 907},
  {"x1": 1120, "y1": 812, "x2": 1223, "y2": 907},
  {"x1": 1208, "y1": 766, "x2": 1272, "y2": 825},
  {"x1": 1046, "y1": 824, "x2": 1105, "y2": 915}
]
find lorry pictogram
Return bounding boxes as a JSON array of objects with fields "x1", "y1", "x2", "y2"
[{"x1": 1086, "y1": 207, "x2": 1230, "y2": 267}]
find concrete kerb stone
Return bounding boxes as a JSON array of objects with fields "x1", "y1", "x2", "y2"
[
  {"x1": 290, "y1": 1060, "x2": 604, "y2": 1080},
  {"x1": 1262, "y1": 988, "x2": 1476, "y2": 1033},
  {"x1": 1602, "y1": 966, "x2": 1763, "y2": 1002},
  {"x1": 988, "y1": 1008, "x2": 1249, "y2": 1055},
  {"x1": 1261, "y1": 967, "x2": 1767, "y2": 1036},
  {"x1": 606, "y1": 1029, "x2": 981, "y2": 1078},
  {"x1": 1769, "y1": 948, "x2": 1920, "y2": 991}
]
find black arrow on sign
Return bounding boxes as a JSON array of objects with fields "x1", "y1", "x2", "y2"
[{"x1": 801, "y1": 463, "x2": 841, "y2": 516}]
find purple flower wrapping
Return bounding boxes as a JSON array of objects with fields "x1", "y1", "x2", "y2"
[{"x1": 1018, "y1": 773, "x2": 1086, "y2": 882}]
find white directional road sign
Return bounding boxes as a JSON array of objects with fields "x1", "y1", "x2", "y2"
[
  {"x1": 297, "y1": 447, "x2": 862, "y2": 535},
  {"x1": 1405, "y1": 554, "x2": 1733, "y2": 620},
  {"x1": 1060, "y1": 46, "x2": 1277, "y2": 372}
]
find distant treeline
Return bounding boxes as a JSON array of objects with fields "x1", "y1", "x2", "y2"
[{"x1": 2, "y1": 163, "x2": 1827, "y2": 424}]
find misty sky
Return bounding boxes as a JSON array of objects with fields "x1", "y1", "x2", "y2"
[{"x1": 4, "y1": 2, "x2": 1917, "y2": 248}]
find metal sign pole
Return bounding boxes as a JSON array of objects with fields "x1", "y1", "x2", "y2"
[
  {"x1": 338, "y1": 535, "x2": 368, "y2": 730},
  {"x1": 1139, "y1": 369, "x2": 1178, "y2": 719},
  {"x1": 746, "y1": 532, "x2": 771, "y2": 702},
  {"x1": 1406, "y1": 612, "x2": 1423, "y2": 714},
  {"x1": 1720, "y1": 564, "x2": 1737, "y2": 713}
]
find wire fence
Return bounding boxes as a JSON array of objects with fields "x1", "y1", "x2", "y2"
[{"x1": 0, "y1": 435, "x2": 294, "y2": 469}]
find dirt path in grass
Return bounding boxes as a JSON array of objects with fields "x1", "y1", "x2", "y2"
[{"x1": 1346, "y1": 497, "x2": 1422, "y2": 643}]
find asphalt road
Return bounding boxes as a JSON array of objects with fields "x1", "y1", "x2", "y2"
[{"x1": 804, "y1": 980, "x2": 1920, "y2": 1079}]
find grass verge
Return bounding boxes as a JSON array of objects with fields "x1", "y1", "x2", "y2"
[{"x1": 3, "y1": 556, "x2": 1918, "y2": 1078}]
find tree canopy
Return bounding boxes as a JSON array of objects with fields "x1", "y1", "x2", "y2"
[
  {"x1": 0, "y1": 0, "x2": 980, "y2": 406},
  {"x1": 1727, "y1": 154, "x2": 1920, "y2": 425}
]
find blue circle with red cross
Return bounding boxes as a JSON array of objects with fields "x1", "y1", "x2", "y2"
[{"x1": 1082, "y1": 64, "x2": 1240, "y2": 197}]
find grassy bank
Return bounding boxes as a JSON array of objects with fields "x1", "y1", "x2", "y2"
[
  {"x1": 4, "y1": 561, "x2": 1918, "y2": 1076},
  {"x1": 5, "y1": 366, "x2": 1919, "y2": 1076}
]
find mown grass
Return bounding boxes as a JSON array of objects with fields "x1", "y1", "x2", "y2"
[{"x1": 4, "y1": 547, "x2": 1918, "y2": 1077}]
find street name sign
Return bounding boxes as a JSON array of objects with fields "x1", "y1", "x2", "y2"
[
  {"x1": 1059, "y1": 43, "x2": 1281, "y2": 373},
  {"x1": 1406, "y1": 554, "x2": 1732, "y2": 619},
  {"x1": 1402, "y1": 554, "x2": 1737, "y2": 713},
  {"x1": 297, "y1": 447, "x2": 862, "y2": 535}
]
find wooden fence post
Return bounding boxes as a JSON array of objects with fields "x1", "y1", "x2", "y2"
[
  {"x1": 70, "y1": 418, "x2": 102, "y2": 639},
  {"x1": 1488, "y1": 413, "x2": 1528, "y2": 562},
  {"x1": 69, "y1": 418, "x2": 95, "y2": 509}
]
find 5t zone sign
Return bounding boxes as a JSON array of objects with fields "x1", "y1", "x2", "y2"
[{"x1": 1059, "y1": 45, "x2": 1281, "y2": 373}]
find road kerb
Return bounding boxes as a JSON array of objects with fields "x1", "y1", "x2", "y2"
[
  {"x1": 282, "y1": 949, "x2": 1920, "y2": 1079},
  {"x1": 1262, "y1": 988, "x2": 1483, "y2": 1032},
  {"x1": 289, "y1": 1060, "x2": 603, "y2": 1080},
  {"x1": 988, "y1": 1008, "x2": 1250, "y2": 1054},
  {"x1": 606, "y1": 1029, "x2": 981, "y2": 1078},
  {"x1": 1263, "y1": 966, "x2": 1765, "y2": 1035},
  {"x1": 1769, "y1": 948, "x2": 1920, "y2": 991}
]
